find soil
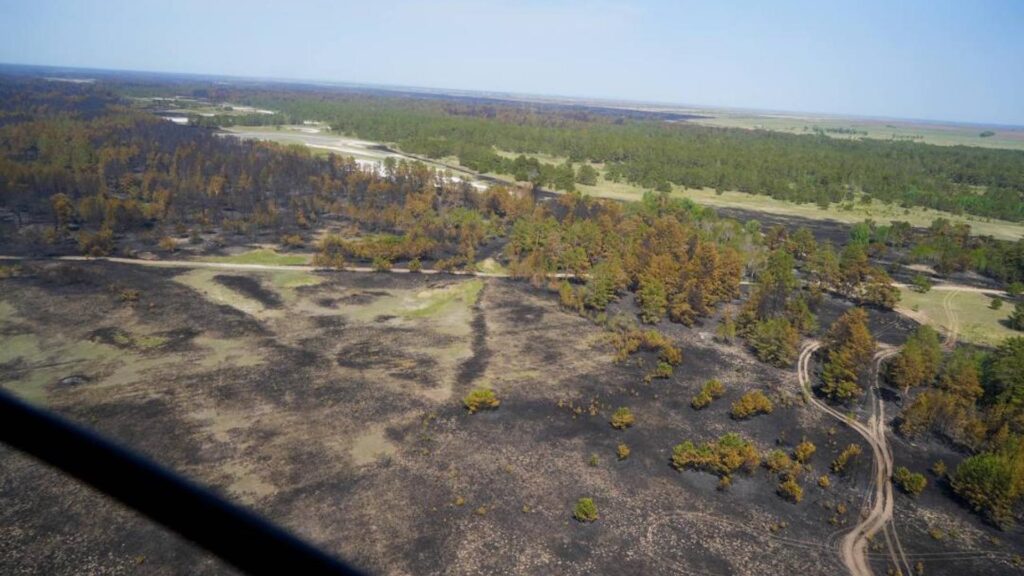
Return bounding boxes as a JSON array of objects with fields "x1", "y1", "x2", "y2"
[{"x1": 1, "y1": 261, "x2": 1021, "y2": 575}]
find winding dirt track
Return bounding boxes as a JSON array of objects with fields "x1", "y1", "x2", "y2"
[{"x1": 798, "y1": 342, "x2": 905, "y2": 576}]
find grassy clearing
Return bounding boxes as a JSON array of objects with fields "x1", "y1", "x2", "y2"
[
  {"x1": 674, "y1": 188, "x2": 1024, "y2": 241},
  {"x1": 202, "y1": 248, "x2": 310, "y2": 266},
  {"x1": 897, "y1": 289, "x2": 1016, "y2": 347},
  {"x1": 267, "y1": 270, "x2": 324, "y2": 304},
  {"x1": 688, "y1": 115, "x2": 1024, "y2": 151},
  {"x1": 476, "y1": 150, "x2": 1024, "y2": 241},
  {"x1": 0, "y1": 328, "x2": 121, "y2": 404},
  {"x1": 112, "y1": 330, "x2": 169, "y2": 349},
  {"x1": 174, "y1": 269, "x2": 266, "y2": 315},
  {"x1": 342, "y1": 279, "x2": 483, "y2": 326},
  {"x1": 405, "y1": 280, "x2": 483, "y2": 319}
]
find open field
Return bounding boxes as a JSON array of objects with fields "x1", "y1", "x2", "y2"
[
  {"x1": 224, "y1": 126, "x2": 489, "y2": 189},
  {"x1": 482, "y1": 152, "x2": 1024, "y2": 241},
  {"x1": 687, "y1": 113, "x2": 1024, "y2": 151},
  {"x1": 2, "y1": 261, "x2": 1021, "y2": 575},
  {"x1": 131, "y1": 96, "x2": 277, "y2": 118},
  {"x1": 221, "y1": 126, "x2": 398, "y2": 165},
  {"x1": 896, "y1": 288, "x2": 1016, "y2": 347}
]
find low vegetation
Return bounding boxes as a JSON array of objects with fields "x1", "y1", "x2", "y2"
[
  {"x1": 831, "y1": 444, "x2": 863, "y2": 474},
  {"x1": 671, "y1": 433, "x2": 760, "y2": 479},
  {"x1": 691, "y1": 379, "x2": 725, "y2": 410},
  {"x1": 777, "y1": 477, "x2": 804, "y2": 503},
  {"x1": 616, "y1": 443, "x2": 630, "y2": 460},
  {"x1": 572, "y1": 498, "x2": 598, "y2": 523},
  {"x1": 462, "y1": 388, "x2": 500, "y2": 414},
  {"x1": 793, "y1": 440, "x2": 816, "y2": 464},
  {"x1": 610, "y1": 407, "x2": 635, "y2": 430},
  {"x1": 893, "y1": 466, "x2": 928, "y2": 497},
  {"x1": 730, "y1": 390, "x2": 773, "y2": 419}
]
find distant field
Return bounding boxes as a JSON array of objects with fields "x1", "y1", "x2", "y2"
[
  {"x1": 688, "y1": 114, "x2": 1024, "y2": 151},
  {"x1": 479, "y1": 151, "x2": 1024, "y2": 241},
  {"x1": 222, "y1": 126, "x2": 396, "y2": 164},
  {"x1": 897, "y1": 289, "x2": 1015, "y2": 347}
]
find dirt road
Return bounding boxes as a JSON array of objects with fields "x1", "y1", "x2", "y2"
[
  {"x1": 798, "y1": 342, "x2": 906, "y2": 576},
  {"x1": 940, "y1": 289, "x2": 962, "y2": 349},
  {"x1": 0, "y1": 255, "x2": 537, "y2": 278}
]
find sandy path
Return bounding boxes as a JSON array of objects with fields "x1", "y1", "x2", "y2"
[
  {"x1": 941, "y1": 289, "x2": 962, "y2": 349},
  {"x1": 0, "y1": 255, "x2": 582, "y2": 279},
  {"x1": 797, "y1": 342, "x2": 903, "y2": 576}
]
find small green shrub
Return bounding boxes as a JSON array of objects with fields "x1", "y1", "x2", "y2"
[
  {"x1": 831, "y1": 444, "x2": 863, "y2": 473},
  {"x1": 893, "y1": 466, "x2": 927, "y2": 497},
  {"x1": 610, "y1": 407, "x2": 635, "y2": 430},
  {"x1": 778, "y1": 477, "x2": 804, "y2": 503},
  {"x1": 408, "y1": 257, "x2": 422, "y2": 273},
  {"x1": 79, "y1": 227, "x2": 114, "y2": 256},
  {"x1": 463, "y1": 388, "x2": 500, "y2": 414},
  {"x1": 671, "y1": 433, "x2": 760, "y2": 477},
  {"x1": 616, "y1": 443, "x2": 630, "y2": 460},
  {"x1": 691, "y1": 379, "x2": 725, "y2": 410},
  {"x1": 765, "y1": 450, "x2": 796, "y2": 474},
  {"x1": 730, "y1": 390, "x2": 774, "y2": 419},
  {"x1": 573, "y1": 498, "x2": 598, "y2": 522},
  {"x1": 793, "y1": 440, "x2": 816, "y2": 463},
  {"x1": 372, "y1": 256, "x2": 392, "y2": 272}
]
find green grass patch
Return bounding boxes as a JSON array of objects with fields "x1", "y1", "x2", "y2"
[
  {"x1": 476, "y1": 258, "x2": 508, "y2": 275},
  {"x1": 110, "y1": 329, "x2": 168, "y2": 349},
  {"x1": 688, "y1": 115, "x2": 1024, "y2": 151},
  {"x1": 202, "y1": 248, "x2": 310, "y2": 266},
  {"x1": 405, "y1": 280, "x2": 483, "y2": 319},
  {"x1": 897, "y1": 289, "x2": 1016, "y2": 347}
]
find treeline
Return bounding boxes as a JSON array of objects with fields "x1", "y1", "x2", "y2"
[
  {"x1": 888, "y1": 330, "x2": 1024, "y2": 528},
  {"x1": 845, "y1": 218, "x2": 1024, "y2": 285},
  {"x1": 731, "y1": 222, "x2": 898, "y2": 368},
  {"x1": 537, "y1": 191, "x2": 747, "y2": 328},
  {"x1": 172, "y1": 86, "x2": 1024, "y2": 221}
]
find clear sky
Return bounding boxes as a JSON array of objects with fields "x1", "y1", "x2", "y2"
[{"x1": 1, "y1": 0, "x2": 1022, "y2": 125}]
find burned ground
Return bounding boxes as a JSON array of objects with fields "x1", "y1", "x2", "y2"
[{"x1": 0, "y1": 262, "x2": 1021, "y2": 575}]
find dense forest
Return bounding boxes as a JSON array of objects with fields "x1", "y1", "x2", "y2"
[{"x1": 154, "y1": 85, "x2": 1024, "y2": 222}]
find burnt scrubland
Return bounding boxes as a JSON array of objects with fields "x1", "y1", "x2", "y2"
[
  {"x1": 1, "y1": 74, "x2": 1024, "y2": 575},
  {"x1": 3, "y1": 261, "x2": 1022, "y2": 575}
]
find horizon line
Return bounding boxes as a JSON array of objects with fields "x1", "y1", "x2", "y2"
[{"x1": 2, "y1": 60, "x2": 1023, "y2": 131}]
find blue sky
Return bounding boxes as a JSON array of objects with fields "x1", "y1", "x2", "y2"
[{"x1": 1, "y1": 0, "x2": 1022, "y2": 125}]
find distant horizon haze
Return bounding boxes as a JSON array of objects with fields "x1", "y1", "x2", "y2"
[{"x1": 1, "y1": 0, "x2": 1022, "y2": 126}]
